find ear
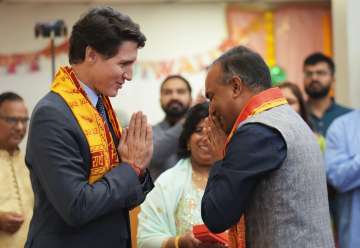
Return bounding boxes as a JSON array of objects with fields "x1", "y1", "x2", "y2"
[
  {"x1": 230, "y1": 76, "x2": 243, "y2": 98},
  {"x1": 85, "y1": 46, "x2": 97, "y2": 64}
]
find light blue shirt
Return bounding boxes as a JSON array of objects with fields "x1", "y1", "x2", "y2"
[
  {"x1": 80, "y1": 82, "x2": 98, "y2": 107},
  {"x1": 325, "y1": 110, "x2": 360, "y2": 248},
  {"x1": 79, "y1": 81, "x2": 111, "y2": 128}
]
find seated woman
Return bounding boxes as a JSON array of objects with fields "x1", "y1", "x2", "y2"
[{"x1": 137, "y1": 102, "x2": 222, "y2": 248}]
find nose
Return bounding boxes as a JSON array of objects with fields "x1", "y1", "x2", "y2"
[
  {"x1": 123, "y1": 68, "x2": 133, "y2": 81},
  {"x1": 14, "y1": 120, "x2": 27, "y2": 132},
  {"x1": 309, "y1": 72, "x2": 319, "y2": 81},
  {"x1": 171, "y1": 91, "x2": 181, "y2": 99},
  {"x1": 199, "y1": 130, "x2": 208, "y2": 141}
]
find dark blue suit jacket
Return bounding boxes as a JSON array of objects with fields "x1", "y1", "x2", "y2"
[{"x1": 25, "y1": 92, "x2": 153, "y2": 248}]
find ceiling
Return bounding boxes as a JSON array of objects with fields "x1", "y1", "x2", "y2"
[{"x1": 0, "y1": 0, "x2": 330, "y2": 4}]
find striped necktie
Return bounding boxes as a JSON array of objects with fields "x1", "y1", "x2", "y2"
[
  {"x1": 96, "y1": 96, "x2": 118, "y2": 145},
  {"x1": 96, "y1": 97, "x2": 109, "y2": 126}
]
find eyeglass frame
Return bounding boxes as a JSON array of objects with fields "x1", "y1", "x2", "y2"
[
  {"x1": 0, "y1": 115, "x2": 29, "y2": 126},
  {"x1": 303, "y1": 69, "x2": 332, "y2": 78}
]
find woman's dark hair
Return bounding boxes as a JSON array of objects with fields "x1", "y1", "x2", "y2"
[
  {"x1": 69, "y1": 6, "x2": 146, "y2": 64},
  {"x1": 279, "y1": 82, "x2": 312, "y2": 128},
  {"x1": 178, "y1": 102, "x2": 209, "y2": 158}
]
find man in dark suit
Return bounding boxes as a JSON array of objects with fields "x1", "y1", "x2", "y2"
[{"x1": 25, "y1": 7, "x2": 154, "y2": 248}]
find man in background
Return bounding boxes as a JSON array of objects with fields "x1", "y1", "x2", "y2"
[
  {"x1": 149, "y1": 75, "x2": 192, "y2": 180},
  {"x1": 0, "y1": 92, "x2": 33, "y2": 247},
  {"x1": 303, "y1": 52, "x2": 351, "y2": 136},
  {"x1": 325, "y1": 109, "x2": 360, "y2": 248},
  {"x1": 303, "y1": 53, "x2": 352, "y2": 243}
]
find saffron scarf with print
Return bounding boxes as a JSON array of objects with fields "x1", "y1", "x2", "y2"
[
  {"x1": 51, "y1": 66, "x2": 122, "y2": 184},
  {"x1": 225, "y1": 87, "x2": 288, "y2": 248}
]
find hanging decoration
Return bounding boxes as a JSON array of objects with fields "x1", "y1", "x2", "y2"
[
  {"x1": 0, "y1": 38, "x2": 69, "y2": 75},
  {"x1": 1, "y1": 4, "x2": 332, "y2": 82},
  {"x1": 226, "y1": 4, "x2": 332, "y2": 84},
  {"x1": 264, "y1": 11, "x2": 276, "y2": 68},
  {"x1": 263, "y1": 10, "x2": 287, "y2": 85},
  {"x1": 0, "y1": 39, "x2": 224, "y2": 79},
  {"x1": 1, "y1": 52, "x2": 41, "y2": 74},
  {"x1": 322, "y1": 13, "x2": 333, "y2": 57},
  {"x1": 270, "y1": 65, "x2": 287, "y2": 86}
]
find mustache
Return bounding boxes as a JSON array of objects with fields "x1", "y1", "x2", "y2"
[{"x1": 309, "y1": 80, "x2": 321, "y2": 85}]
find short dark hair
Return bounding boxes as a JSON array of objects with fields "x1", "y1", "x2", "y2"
[
  {"x1": 278, "y1": 82, "x2": 312, "y2": 128},
  {"x1": 303, "y1": 52, "x2": 335, "y2": 75},
  {"x1": 178, "y1": 102, "x2": 209, "y2": 158},
  {"x1": 69, "y1": 6, "x2": 146, "y2": 64},
  {"x1": 0, "y1": 92, "x2": 23, "y2": 108},
  {"x1": 213, "y1": 45, "x2": 271, "y2": 91},
  {"x1": 160, "y1": 75, "x2": 192, "y2": 94}
]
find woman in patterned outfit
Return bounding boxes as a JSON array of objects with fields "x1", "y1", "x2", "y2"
[{"x1": 137, "y1": 102, "x2": 224, "y2": 248}]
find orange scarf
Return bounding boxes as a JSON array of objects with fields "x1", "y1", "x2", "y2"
[
  {"x1": 225, "y1": 87, "x2": 287, "y2": 248},
  {"x1": 51, "y1": 66, "x2": 122, "y2": 184}
]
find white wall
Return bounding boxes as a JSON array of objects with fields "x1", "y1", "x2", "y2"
[
  {"x1": 0, "y1": 2, "x2": 227, "y2": 126},
  {"x1": 346, "y1": 0, "x2": 360, "y2": 108},
  {"x1": 332, "y1": 0, "x2": 360, "y2": 108}
]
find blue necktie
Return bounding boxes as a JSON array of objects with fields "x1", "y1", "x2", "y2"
[
  {"x1": 96, "y1": 96, "x2": 119, "y2": 150},
  {"x1": 96, "y1": 97, "x2": 118, "y2": 145},
  {"x1": 96, "y1": 97, "x2": 109, "y2": 126}
]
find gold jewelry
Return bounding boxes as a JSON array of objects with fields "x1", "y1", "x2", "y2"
[{"x1": 192, "y1": 169, "x2": 208, "y2": 190}]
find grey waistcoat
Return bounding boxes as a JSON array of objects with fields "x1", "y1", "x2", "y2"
[{"x1": 240, "y1": 105, "x2": 334, "y2": 248}]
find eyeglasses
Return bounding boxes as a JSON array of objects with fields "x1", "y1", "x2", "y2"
[
  {"x1": 304, "y1": 70, "x2": 331, "y2": 78},
  {"x1": 0, "y1": 115, "x2": 29, "y2": 126}
]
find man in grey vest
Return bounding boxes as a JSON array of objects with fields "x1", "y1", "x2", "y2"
[{"x1": 201, "y1": 46, "x2": 334, "y2": 248}]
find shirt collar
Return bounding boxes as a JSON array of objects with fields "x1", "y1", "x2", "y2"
[
  {"x1": 0, "y1": 148, "x2": 20, "y2": 158},
  {"x1": 309, "y1": 99, "x2": 336, "y2": 120},
  {"x1": 77, "y1": 80, "x2": 99, "y2": 107},
  {"x1": 325, "y1": 98, "x2": 336, "y2": 112}
]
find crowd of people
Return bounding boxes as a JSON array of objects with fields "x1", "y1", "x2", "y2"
[{"x1": 1, "y1": 6, "x2": 358, "y2": 248}]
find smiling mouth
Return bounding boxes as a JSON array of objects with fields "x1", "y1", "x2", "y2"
[
  {"x1": 198, "y1": 145, "x2": 209, "y2": 151},
  {"x1": 12, "y1": 135, "x2": 23, "y2": 141}
]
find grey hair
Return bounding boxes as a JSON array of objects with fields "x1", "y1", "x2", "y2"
[{"x1": 212, "y1": 45, "x2": 272, "y2": 91}]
